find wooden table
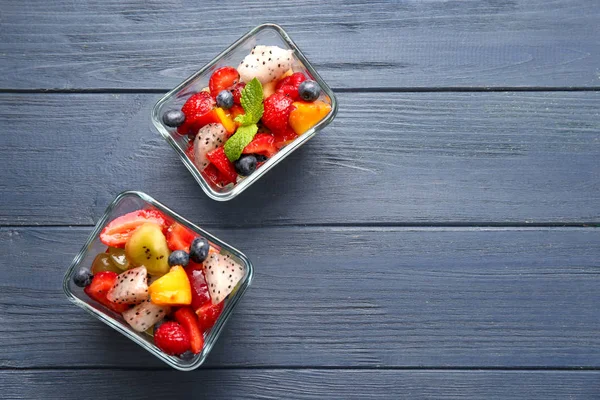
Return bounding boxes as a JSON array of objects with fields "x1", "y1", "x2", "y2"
[{"x1": 2, "y1": 1, "x2": 599, "y2": 398}]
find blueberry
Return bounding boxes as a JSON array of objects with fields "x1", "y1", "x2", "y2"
[
  {"x1": 168, "y1": 250, "x2": 190, "y2": 267},
  {"x1": 162, "y1": 110, "x2": 186, "y2": 127},
  {"x1": 73, "y1": 268, "x2": 93, "y2": 287},
  {"x1": 216, "y1": 90, "x2": 234, "y2": 109},
  {"x1": 189, "y1": 237, "x2": 210, "y2": 263},
  {"x1": 254, "y1": 154, "x2": 268, "y2": 162},
  {"x1": 298, "y1": 80, "x2": 321, "y2": 102},
  {"x1": 234, "y1": 154, "x2": 257, "y2": 176}
]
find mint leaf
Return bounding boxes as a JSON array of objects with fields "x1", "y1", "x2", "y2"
[
  {"x1": 234, "y1": 78, "x2": 263, "y2": 126},
  {"x1": 224, "y1": 124, "x2": 259, "y2": 162}
]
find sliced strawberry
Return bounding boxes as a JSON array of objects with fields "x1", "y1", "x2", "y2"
[
  {"x1": 209, "y1": 66, "x2": 240, "y2": 97},
  {"x1": 100, "y1": 210, "x2": 167, "y2": 248},
  {"x1": 201, "y1": 163, "x2": 227, "y2": 187},
  {"x1": 195, "y1": 301, "x2": 224, "y2": 332},
  {"x1": 206, "y1": 147, "x2": 238, "y2": 184},
  {"x1": 166, "y1": 222, "x2": 197, "y2": 252},
  {"x1": 262, "y1": 92, "x2": 296, "y2": 134},
  {"x1": 174, "y1": 307, "x2": 204, "y2": 354},
  {"x1": 230, "y1": 82, "x2": 246, "y2": 105},
  {"x1": 273, "y1": 127, "x2": 298, "y2": 149},
  {"x1": 84, "y1": 271, "x2": 129, "y2": 313},
  {"x1": 243, "y1": 133, "x2": 277, "y2": 158},
  {"x1": 185, "y1": 262, "x2": 211, "y2": 310},
  {"x1": 178, "y1": 92, "x2": 219, "y2": 136}
]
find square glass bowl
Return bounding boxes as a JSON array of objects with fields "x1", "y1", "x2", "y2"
[
  {"x1": 62, "y1": 191, "x2": 253, "y2": 371},
  {"x1": 152, "y1": 23, "x2": 338, "y2": 201}
]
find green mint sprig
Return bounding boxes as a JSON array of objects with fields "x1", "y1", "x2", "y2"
[{"x1": 224, "y1": 78, "x2": 264, "y2": 162}]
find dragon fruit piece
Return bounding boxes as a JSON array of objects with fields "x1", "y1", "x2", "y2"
[
  {"x1": 122, "y1": 299, "x2": 170, "y2": 332},
  {"x1": 193, "y1": 123, "x2": 228, "y2": 171},
  {"x1": 203, "y1": 253, "x2": 245, "y2": 304},
  {"x1": 237, "y1": 45, "x2": 294, "y2": 84},
  {"x1": 107, "y1": 266, "x2": 149, "y2": 305}
]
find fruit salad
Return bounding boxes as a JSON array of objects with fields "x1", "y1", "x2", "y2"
[
  {"x1": 161, "y1": 44, "x2": 333, "y2": 188},
  {"x1": 72, "y1": 208, "x2": 246, "y2": 358}
]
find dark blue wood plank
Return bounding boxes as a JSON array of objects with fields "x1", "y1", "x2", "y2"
[
  {"x1": 1, "y1": 0, "x2": 599, "y2": 89},
  {"x1": 1, "y1": 370, "x2": 599, "y2": 399},
  {"x1": 1, "y1": 92, "x2": 599, "y2": 226},
  {"x1": 1, "y1": 226, "x2": 599, "y2": 368}
]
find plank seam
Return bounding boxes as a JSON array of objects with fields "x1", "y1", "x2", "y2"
[{"x1": 0, "y1": 87, "x2": 599, "y2": 94}]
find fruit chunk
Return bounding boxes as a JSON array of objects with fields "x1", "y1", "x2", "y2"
[
  {"x1": 237, "y1": 45, "x2": 294, "y2": 84},
  {"x1": 91, "y1": 253, "x2": 122, "y2": 274},
  {"x1": 149, "y1": 266, "x2": 192, "y2": 306},
  {"x1": 230, "y1": 82, "x2": 246, "y2": 105},
  {"x1": 107, "y1": 247, "x2": 130, "y2": 271},
  {"x1": 243, "y1": 133, "x2": 277, "y2": 157},
  {"x1": 193, "y1": 123, "x2": 228, "y2": 171},
  {"x1": 125, "y1": 223, "x2": 170, "y2": 276},
  {"x1": 215, "y1": 107, "x2": 237, "y2": 134},
  {"x1": 122, "y1": 299, "x2": 170, "y2": 332},
  {"x1": 289, "y1": 100, "x2": 332, "y2": 135},
  {"x1": 272, "y1": 127, "x2": 298, "y2": 149},
  {"x1": 186, "y1": 262, "x2": 211, "y2": 310},
  {"x1": 154, "y1": 321, "x2": 190, "y2": 355},
  {"x1": 203, "y1": 253, "x2": 245, "y2": 304},
  {"x1": 174, "y1": 307, "x2": 204, "y2": 354},
  {"x1": 206, "y1": 147, "x2": 238, "y2": 184},
  {"x1": 195, "y1": 301, "x2": 224, "y2": 332},
  {"x1": 166, "y1": 222, "x2": 197, "y2": 252},
  {"x1": 276, "y1": 72, "x2": 307, "y2": 100},
  {"x1": 262, "y1": 92, "x2": 295, "y2": 134},
  {"x1": 100, "y1": 210, "x2": 167, "y2": 248},
  {"x1": 84, "y1": 271, "x2": 129, "y2": 313},
  {"x1": 178, "y1": 92, "x2": 220, "y2": 135},
  {"x1": 107, "y1": 266, "x2": 148, "y2": 305},
  {"x1": 209, "y1": 66, "x2": 239, "y2": 97}
]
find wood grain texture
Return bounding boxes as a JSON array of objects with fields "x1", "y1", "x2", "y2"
[
  {"x1": 1, "y1": 226, "x2": 599, "y2": 368},
  {"x1": 1, "y1": 92, "x2": 599, "y2": 226},
  {"x1": 2, "y1": 369, "x2": 599, "y2": 399},
  {"x1": 1, "y1": 0, "x2": 599, "y2": 89}
]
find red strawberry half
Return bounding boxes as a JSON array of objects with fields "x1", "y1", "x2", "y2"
[
  {"x1": 230, "y1": 82, "x2": 246, "y2": 105},
  {"x1": 243, "y1": 133, "x2": 277, "y2": 158},
  {"x1": 178, "y1": 92, "x2": 219, "y2": 135},
  {"x1": 262, "y1": 92, "x2": 296, "y2": 134},
  {"x1": 195, "y1": 301, "x2": 224, "y2": 332},
  {"x1": 174, "y1": 307, "x2": 204, "y2": 354},
  {"x1": 84, "y1": 271, "x2": 129, "y2": 313},
  {"x1": 166, "y1": 222, "x2": 197, "y2": 252},
  {"x1": 209, "y1": 66, "x2": 240, "y2": 97},
  {"x1": 206, "y1": 147, "x2": 238, "y2": 184},
  {"x1": 100, "y1": 209, "x2": 167, "y2": 248}
]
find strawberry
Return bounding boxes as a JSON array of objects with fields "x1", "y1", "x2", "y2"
[
  {"x1": 273, "y1": 127, "x2": 298, "y2": 149},
  {"x1": 178, "y1": 92, "x2": 220, "y2": 135},
  {"x1": 230, "y1": 82, "x2": 246, "y2": 105},
  {"x1": 262, "y1": 92, "x2": 296, "y2": 134},
  {"x1": 154, "y1": 321, "x2": 190, "y2": 356},
  {"x1": 174, "y1": 307, "x2": 204, "y2": 354},
  {"x1": 166, "y1": 222, "x2": 197, "y2": 252},
  {"x1": 206, "y1": 146, "x2": 238, "y2": 184},
  {"x1": 100, "y1": 210, "x2": 167, "y2": 248},
  {"x1": 209, "y1": 66, "x2": 239, "y2": 97},
  {"x1": 84, "y1": 271, "x2": 130, "y2": 313},
  {"x1": 186, "y1": 262, "x2": 211, "y2": 310},
  {"x1": 243, "y1": 133, "x2": 277, "y2": 158},
  {"x1": 276, "y1": 72, "x2": 306, "y2": 100},
  {"x1": 195, "y1": 301, "x2": 224, "y2": 332},
  {"x1": 201, "y1": 163, "x2": 229, "y2": 187}
]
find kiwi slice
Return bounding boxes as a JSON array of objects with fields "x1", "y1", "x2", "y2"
[{"x1": 125, "y1": 223, "x2": 170, "y2": 276}]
